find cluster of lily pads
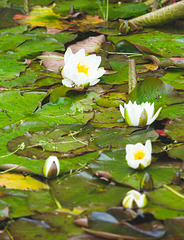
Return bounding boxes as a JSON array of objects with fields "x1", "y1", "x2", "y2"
[{"x1": 43, "y1": 48, "x2": 163, "y2": 209}]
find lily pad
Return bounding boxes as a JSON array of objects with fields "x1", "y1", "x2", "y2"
[
  {"x1": 0, "y1": 90, "x2": 46, "y2": 128},
  {"x1": 9, "y1": 212, "x2": 83, "y2": 240},
  {"x1": 0, "y1": 173, "x2": 49, "y2": 190},
  {"x1": 147, "y1": 185, "x2": 184, "y2": 210},
  {"x1": 89, "y1": 145, "x2": 179, "y2": 189},
  {"x1": 167, "y1": 144, "x2": 184, "y2": 161},
  {"x1": 110, "y1": 31, "x2": 184, "y2": 58},
  {"x1": 0, "y1": 53, "x2": 27, "y2": 81},
  {"x1": 127, "y1": 78, "x2": 184, "y2": 110},
  {"x1": 14, "y1": 37, "x2": 65, "y2": 58},
  {"x1": 165, "y1": 116, "x2": 184, "y2": 141}
]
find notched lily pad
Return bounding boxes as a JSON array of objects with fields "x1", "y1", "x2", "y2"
[
  {"x1": 165, "y1": 116, "x2": 184, "y2": 142},
  {"x1": 7, "y1": 124, "x2": 91, "y2": 159}
]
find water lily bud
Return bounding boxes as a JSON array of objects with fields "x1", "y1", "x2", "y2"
[
  {"x1": 125, "y1": 140, "x2": 152, "y2": 170},
  {"x1": 140, "y1": 172, "x2": 154, "y2": 191},
  {"x1": 172, "y1": 171, "x2": 181, "y2": 185},
  {"x1": 62, "y1": 48, "x2": 105, "y2": 88},
  {"x1": 120, "y1": 101, "x2": 162, "y2": 126},
  {"x1": 122, "y1": 190, "x2": 147, "y2": 209},
  {"x1": 43, "y1": 156, "x2": 60, "y2": 178}
]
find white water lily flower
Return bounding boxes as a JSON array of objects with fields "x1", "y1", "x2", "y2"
[
  {"x1": 125, "y1": 140, "x2": 152, "y2": 170},
  {"x1": 43, "y1": 156, "x2": 60, "y2": 178},
  {"x1": 122, "y1": 190, "x2": 147, "y2": 209},
  {"x1": 119, "y1": 101, "x2": 162, "y2": 126},
  {"x1": 62, "y1": 48, "x2": 105, "y2": 88}
]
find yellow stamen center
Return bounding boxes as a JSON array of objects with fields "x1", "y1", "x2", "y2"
[
  {"x1": 134, "y1": 193, "x2": 140, "y2": 200},
  {"x1": 134, "y1": 151, "x2": 145, "y2": 160},
  {"x1": 77, "y1": 63, "x2": 89, "y2": 75}
]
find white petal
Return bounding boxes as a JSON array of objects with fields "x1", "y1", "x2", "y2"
[
  {"x1": 145, "y1": 140, "x2": 152, "y2": 153},
  {"x1": 73, "y1": 48, "x2": 86, "y2": 63},
  {"x1": 91, "y1": 67, "x2": 106, "y2": 79},
  {"x1": 62, "y1": 79, "x2": 74, "y2": 88},
  {"x1": 125, "y1": 102, "x2": 141, "y2": 126},
  {"x1": 120, "y1": 104, "x2": 125, "y2": 118},
  {"x1": 144, "y1": 102, "x2": 154, "y2": 124},
  {"x1": 89, "y1": 78, "x2": 100, "y2": 86},
  {"x1": 64, "y1": 47, "x2": 73, "y2": 64},
  {"x1": 148, "y1": 107, "x2": 162, "y2": 125}
]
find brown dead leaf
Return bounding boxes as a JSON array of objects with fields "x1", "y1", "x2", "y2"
[
  {"x1": 69, "y1": 35, "x2": 106, "y2": 54},
  {"x1": 39, "y1": 51, "x2": 64, "y2": 73}
]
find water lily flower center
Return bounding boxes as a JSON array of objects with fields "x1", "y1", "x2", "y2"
[
  {"x1": 77, "y1": 63, "x2": 89, "y2": 75},
  {"x1": 134, "y1": 151, "x2": 145, "y2": 160}
]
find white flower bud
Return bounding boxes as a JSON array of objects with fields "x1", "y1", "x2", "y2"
[
  {"x1": 122, "y1": 190, "x2": 147, "y2": 209},
  {"x1": 43, "y1": 156, "x2": 60, "y2": 178}
]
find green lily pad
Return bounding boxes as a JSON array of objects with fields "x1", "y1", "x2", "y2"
[
  {"x1": 160, "y1": 69, "x2": 184, "y2": 90},
  {"x1": 165, "y1": 116, "x2": 184, "y2": 141},
  {"x1": 0, "y1": 33, "x2": 34, "y2": 52},
  {"x1": 168, "y1": 144, "x2": 184, "y2": 161},
  {"x1": 159, "y1": 103, "x2": 184, "y2": 119},
  {"x1": 28, "y1": 97, "x2": 94, "y2": 125},
  {"x1": 93, "y1": 127, "x2": 158, "y2": 149},
  {"x1": 89, "y1": 144, "x2": 179, "y2": 189},
  {"x1": 14, "y1": 37, "x2": 64, "y2": 58},
  {"x1": 127, "y1": 78, "x2": 184, "y2": 111},
  {"x1": 50, "y1": 171, "x2": 129, "y2": 212},
  {"x1": 9, "y1": 211, "x2": 83, "y2": 240},
  {"x1": 0, "y1": 24, "x2": 29, "y2": 34},
  {"x1": 147, "y1": 185, "x2": 184, "y2": 210},
  {"x1": 140, "y1": 203, "x2": 184, "y2": 220},
  {"x1": 108, "y1": 2, "x2": 150, "y2": 20},
  {"x1": 0, "y1": 53, "x2": 27, "y2": 81},
  {"x1": 100, "y1": 60, "x2": 129, "y2": 85},
  {"x1": 0, "y1": 90, "x2": 46, "y2": 128},
  {"x1": 110, "y1": 31, "x2": 184, "y2": 58}
]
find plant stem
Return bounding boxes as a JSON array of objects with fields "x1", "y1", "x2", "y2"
[
  {"x1": 128, "y1": 59, "x2": 137, "y2": 94},
  {"x1": 24, "y1": 0, "x2": 29, "y2": 13},
  {"x1": 105, "y1": 0, "x2": 109, "y2": 22}
]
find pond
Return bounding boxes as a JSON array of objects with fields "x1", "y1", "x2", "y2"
[{"x1": 0, "y1": 0, "x2": 184, "y2": 239}]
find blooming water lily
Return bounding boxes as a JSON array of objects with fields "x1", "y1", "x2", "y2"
[
  {"x1": 125, "y1": 140, "x2": 152, "y2": 170},
  {"x1": 62, "y1": 48, "x2": 105, "y2": 88},
  {"x1": 120, "y1": 101, "x2": 162, "y2": 126},
  {"x1": 43, "y1": 156, "x2": 60, "y2": 178},
  {"x1": 122, "y1": 190, "x2": 147, "y2": 209}
]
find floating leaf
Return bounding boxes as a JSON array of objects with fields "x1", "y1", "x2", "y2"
[
  {"x1": 14, "y1": 5, "x2": 104, "y2": 32},
  {"x1": 39, "y1": 51, "x2": 64, "y2": 73},
  {"x1": 69, "y1": 35, "x2": 105, "y2": 54},
  {"x1": 110, "y1": 31, "x2": 184, "y2": 57},
  {"x1": 0, "y1": 91, "x2": 46, "y2": 128},
  {"x1": 165, "y1": 116, "x2": 184, "y2": 141},
  {"x1": 0, "y1": 173, "x2": 49, "y2": 190},
  {"x1": 127, "y1": 78, "x2": 184, "y2": 109},
  {"x1": 0, "y1": 53, "x2": 27, "y2": 81},
  {"x1": 13, "y1": 5, "x2": 63, "y2": 29}
]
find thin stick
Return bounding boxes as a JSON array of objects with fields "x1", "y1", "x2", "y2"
[{"x1": 163, "y1": 184, "x2": 184, "y2": 200}]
